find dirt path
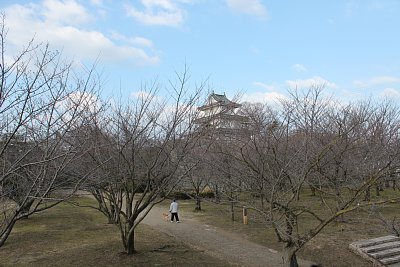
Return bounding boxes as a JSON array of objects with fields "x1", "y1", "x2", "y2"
[{"x1": 143, "y1": 206, "x2": 315, "y2": 267}]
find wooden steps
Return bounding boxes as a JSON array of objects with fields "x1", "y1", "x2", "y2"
[{"x1": 350, "y1": 235, "x2": 400, "y2": 266}]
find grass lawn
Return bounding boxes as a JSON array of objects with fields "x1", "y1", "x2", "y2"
[
  {"x1": 0, "y1": 197, "x2": 231, "y2": 267},
  {"x1": 167, "y1": 188, "x2": 400, "y2": 267},
  {"x1": 2, "y1": 189, "x2": 398, "y2": 267}
]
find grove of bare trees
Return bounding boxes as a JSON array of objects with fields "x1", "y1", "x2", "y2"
[
  {"x1": 76, "y1": 72, "x2": 208, "y2": 254},
  {"x1": 0, "y1": 14, "x2": 101, "y2": 247},
  {"x1": 1, "y1": 14, "x2": 400, "y2": 267},
  {"x1": 208, "y1": 87, "x2": 400, "y2": 266}
]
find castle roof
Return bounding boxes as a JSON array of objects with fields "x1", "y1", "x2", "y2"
[{"x1": 198, "y1": 93, "x2": 241, "y2": 111}]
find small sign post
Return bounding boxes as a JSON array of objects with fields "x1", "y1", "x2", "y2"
[{"x1": 243, "y1": 206, "x2": 248, "y2": 225}]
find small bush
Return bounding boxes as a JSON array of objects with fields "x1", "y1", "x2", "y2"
[
  {"x1": 169, "y1": 192, "x2": 191, "y2": 200},
  {"x1": 199, "y1": 191, "x2": 215, "y2": 198},
  {"x1": 167, "y1": 191, "x2": 215, "y2": 200}
]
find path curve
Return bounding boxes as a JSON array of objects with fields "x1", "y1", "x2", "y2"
[{"x1": 143, "y1": 206, "x2": 314, "y2": 267}]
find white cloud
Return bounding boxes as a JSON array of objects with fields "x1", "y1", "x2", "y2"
[
  {"x1": 3, "y1": 1, "x2": 159, "y2": 66},
  {"x1": 90, "y1": 0, "x2": 103, "y2": 6},
  {"x1": 55, "y1": 91, "x2": 101, "y2": 121},
  {"x1": 226, "y1": 0, "x2": 267, "y2": 18},
  {"x1": 241, "y1": 91, "x2": 287, "y2": 105},
  {"x1": 67, "y1": 91, "x2": 101, "y2": 112},
  {"x1": 285, "y1": 76, "x2": 337, "y2": 89},
  {"x1": 125, "y1": 0, "x2": 189, "y2": 27},
  {"x1": 380, "y1": 88, "x2": 400, "y2": 99},
  {"x1": 132, "y1": 90, "x2": 153, "y2": 99},
  {"x1": 42, "y1": 0, "x2": 91, "y2": 26},
  {"x1": 111, "y1": 33, "x2": 154, "y2": 48},
  {"x1": 54, "y1": 27, "x2": 159, "y2": 64},
  {"x1": 291, "y1": 64, "x2": 307, "y2": 72},
  {"x1": 253, "y1": 82, "x2": 275, "y2": 91},
  {"x1": 353, "y1": 76, "x2": 400, "y2": 88},
  {"x1": 131, "y1": 37, "x2": 154, "y2": 47}
]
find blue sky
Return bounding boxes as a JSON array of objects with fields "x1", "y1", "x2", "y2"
[{"x1": 1, "y1": 0, "x2": 400, "y2": 104}]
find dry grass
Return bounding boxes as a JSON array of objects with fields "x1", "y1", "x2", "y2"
[
  {"x1": 170, "y1": 188, "x2": 400, "y2": 267},
  {"x1": 2, "y1": 188, "x2": 399, "y2": 267},
  {"x1": 0, "y1": 197, "x2": 232, "y2": 267}
]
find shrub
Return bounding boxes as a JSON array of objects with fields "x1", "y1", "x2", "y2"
[
  {"x1": 199, "y1": 191, "x2": 215, "y2": 198},
  {"x1": 168, "y1": 192, "x2": 191, "y2": 200}
]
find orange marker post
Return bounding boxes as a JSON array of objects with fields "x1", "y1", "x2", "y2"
[{"x1": 243, "y1": 206, "x2": 248, "y2": 225}]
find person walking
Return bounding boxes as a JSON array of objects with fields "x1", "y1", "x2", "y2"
[{"x1": 169, "y1": 199, "x2": 180, "y2": 223}]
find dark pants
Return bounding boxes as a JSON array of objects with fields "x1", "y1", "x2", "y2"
[{"x1": 171, "y1": 212, "x2": 179, "y2": 222}]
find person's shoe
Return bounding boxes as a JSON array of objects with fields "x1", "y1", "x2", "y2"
[
  {"x1": 176, "y1": 221, "x2": 180, "y2": 223},
  {"x1": 170, "y1": 221, "x2": 174, "y2": 223}
]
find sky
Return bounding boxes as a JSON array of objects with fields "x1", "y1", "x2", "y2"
[{"x1": 1, "y1": 0, "x2": 400, "y2": 104}]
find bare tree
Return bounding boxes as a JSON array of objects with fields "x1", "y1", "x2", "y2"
[
  {"x1": 377, "y1": 213, "x2": 400, "y2": 237},
  {"x1": 80, "y1": 70, "x2": 206, "y2": 254},
  {"x1": 230, "y1": 87, "x2": 400, "y2": 266},
  {"x1": 179, "y1": 145, "x2": 213, "y2": 211},
  {"x1": 206, "y1": 137, "x2": 246, "y2": 221},
  {"x1": 0, "y1": 15, "x2": 100, "y2": 247}
]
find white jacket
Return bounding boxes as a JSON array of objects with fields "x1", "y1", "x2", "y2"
[{"x1": 170, "y1": 202, "x2": 178, "y2": 213}]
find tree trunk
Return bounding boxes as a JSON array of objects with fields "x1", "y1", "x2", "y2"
[
  {"x1": 295, "y1": 189, "x2": 300, "y2": 201},
  {"x1": 18, "y1": 199, "x2": 34, "y2": 219},
  {"x1": 375, "y1": 184, "x2": 381, "y2": 196},
  {"x1": 0, "y1": 216, "x2": 17, "y2": 247},
  {"x1": 282, "y1": 243, "x2": 299, "y2": 267},
  {"x1": 364, "y1": 186, "x2": 371, "y2": 201},
  {"x1": 195, "y1": 196, "x2": 201, "y2": 211},
  {"x1": 231, "y1": 199, "x2": 235, "y2": 221},
  {"x1": 125, "y1": 229, "x2": 136, "y2": 255},
  {"x1": 310, "y1": 186, "x2": 316, "y2": 196},
  {"x1": 260, "y1": 193, "x2": 265, "y2": 209},
  {"x1": 214, "y1": 184, "x2": 220, "y2": 203},
  {"x1": 108, "y1": 204, "x2": 116, "y2": 224}
]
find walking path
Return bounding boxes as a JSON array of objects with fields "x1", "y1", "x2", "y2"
[{"x1": 143, "y1": 206, "x2": 314, "y2": 267}]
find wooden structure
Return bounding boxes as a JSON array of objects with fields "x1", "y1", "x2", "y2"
[
  {"x1": 194, "y1": 93, "x2": 249, "y2": 137},
  {"x1": 349, "y1": 235, "x2": 400, "y2": 266}
]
